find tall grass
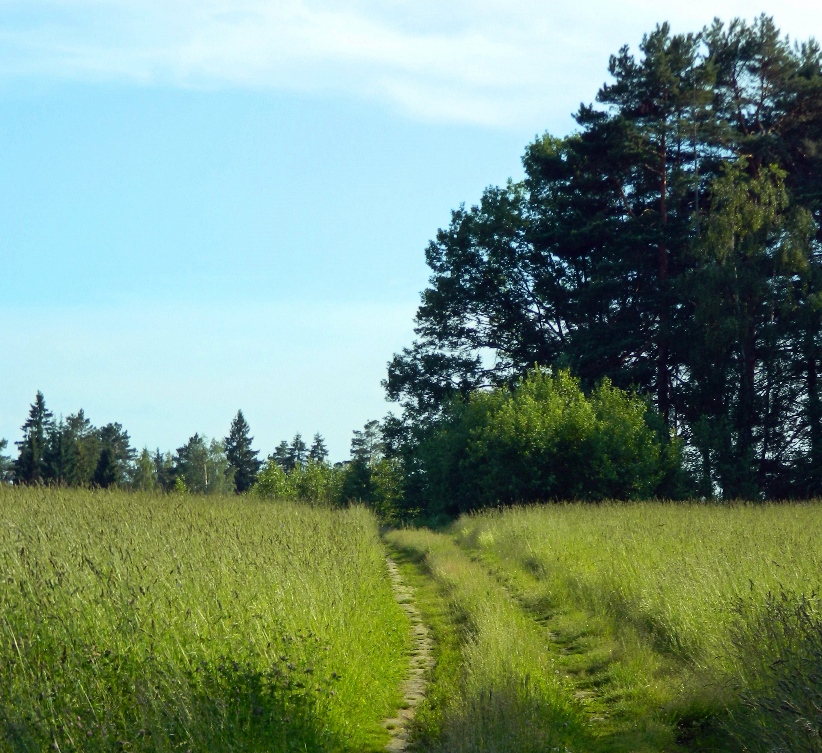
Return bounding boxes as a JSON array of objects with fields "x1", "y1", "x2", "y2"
[
  {"x1": 386, "y1": 528, "x2": 585, "y2": 753},
  {"x1": 0, "y1": 487, "x2": 409, "y2": 752},
  {"x1": 455, "y1": 502, "x2": 822, "y2": 747}
]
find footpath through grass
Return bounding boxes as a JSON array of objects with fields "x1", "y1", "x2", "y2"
[
  {"x1": 455, "y1": 503, "x2": 822, "y2": 752},
  {"x1": 385, "y1": 528, "x2": 591, "y2": 753},
  {"x1": 0, "y1": 487, "x2": 409, "y2": 752}
]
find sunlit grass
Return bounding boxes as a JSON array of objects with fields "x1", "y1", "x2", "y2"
[
  {"x1": 386, "y1": 527, "x2": 586, "y2": 753},
  {"x1": 454, "y1": 502, "x2": 822, "y2": 749},
  {"x1": 0, "y1": 487, "x2": 409, "y2": 752}
]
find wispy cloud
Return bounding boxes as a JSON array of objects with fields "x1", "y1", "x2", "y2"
[{"x1": 0, "y1": 1, "x2": 819, "y2": 128}]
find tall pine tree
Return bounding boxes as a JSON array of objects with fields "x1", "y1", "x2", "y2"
[
  {"x1": 15, "y1": 391, "x2": 54, "y2": 484},
  {"x1": 224, "y1": 410, "x2": 262, "y2": 493}
]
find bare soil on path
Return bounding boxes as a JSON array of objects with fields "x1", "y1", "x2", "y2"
[{"x1": 382, "y1": 557, "x2": 434, "y2": 752}]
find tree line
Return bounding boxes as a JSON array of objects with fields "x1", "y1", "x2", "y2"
[
  {"x1": 384, "y1": 16, "x2": 822, "y2": 503},
  {"x1": 0, "y1": 391, "x2": 345, "y2": 496}
]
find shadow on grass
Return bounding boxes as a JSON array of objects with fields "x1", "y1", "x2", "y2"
[{"x1": 1, "y1": 651, "x2": 353, "y2": 753}]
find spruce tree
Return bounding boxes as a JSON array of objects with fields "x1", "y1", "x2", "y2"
[
  {"x1": 308, "y1": 433, "x2": 329, "y2": 463},
  {"x1": 290, "y1": 434, "x2": 308, "y2": 467},
  {"x1": 66, "y1": 410, "x2": 100, "y2": 486},
  {"x1": 15, "y1": 391, "x2": 54, "y2": 484},
  {"x1": 93, "y1": 447, "x2": 119, "y2": 488},
  {"x1": 224, "y1": 410, "x2": 262, "y2": 493},
  {"x1": 271, "y1": 440, "x2": 293, "y2": 471},
  {"x1": 43, "y1": 419, "x2": 80, "y2": 486},
  {"x1": 153, "y1": 449, "x2": 175, "y2": 491}
]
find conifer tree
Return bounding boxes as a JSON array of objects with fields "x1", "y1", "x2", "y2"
[
  {"x1": 93, "y1": 447, "x2": 119, "y2": 488},
  {"x1": 153, "y1": 449, "x2": 175, "y2": 491},
  {"x1": 290, "y1": 434, "x2": 308, "y2": 467},
  {"x1": 15, "y1": 391, "x2": 54, "y2": 484},
  {"x1": 224, "y1": 410, "x2": 262, "y2": 493},
  {"x1": 44, "y1": 419, "x2": 80, "y2": 486},
  {"x1": 271, "y1": 440, "x2": 293, "y2": 472},
  {"x1": 66, "y1": 410, "x2": 100, "y2": 486},
  {"x1": 308, "y1": 433, "x2": 329, "y2": 463}
]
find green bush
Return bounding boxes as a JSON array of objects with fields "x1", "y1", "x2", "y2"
[
  {"x1": 418, "y1": 368, "x2": 680, "y2": 514},
  {"x1": 253, "y1": 460, "x2": 342, "y2": 506},
  {"x1": 252, "y1": 458, "x2": 405, "y2": 520}
]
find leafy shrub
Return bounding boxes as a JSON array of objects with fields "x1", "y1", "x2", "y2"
[
  {"x1": 417, "y1": 368, "x2": 680, "y2": 515},
  {"x1": 253, "y1": 458, "x2": 405, "y2": 520},
  {"x1": 253, "y1": 460, "x2": 342, "y2": 506}
]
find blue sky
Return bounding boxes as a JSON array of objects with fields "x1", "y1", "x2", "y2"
[{"x1": 1, "y1": 1, "x2": 820, "y2": 461}]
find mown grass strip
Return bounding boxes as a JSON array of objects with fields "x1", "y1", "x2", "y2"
[{"x1": 385, "y1": 527, "x2": 590, "y2": 753}]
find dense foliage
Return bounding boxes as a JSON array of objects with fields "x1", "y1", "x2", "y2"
[
  {"x1": 413, "y1": 369, "x2": 678, "y2": 517},
  {"x1": 386, "y1": 17, "x2": 822, "y2": 500}
]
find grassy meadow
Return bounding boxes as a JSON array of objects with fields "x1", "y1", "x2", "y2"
[
  {"x1": 0, "y1": 487, "x2": 409, "y2": 752},
  {"x1": 454, "y1": 503, "x2": 822, "y2": 751}
]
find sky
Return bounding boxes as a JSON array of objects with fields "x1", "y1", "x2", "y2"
[{"x1": 1, "y1": 1, "x2": 821, "y2": 461}]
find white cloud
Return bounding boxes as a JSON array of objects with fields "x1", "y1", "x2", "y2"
[{"x1": 0, "y1": 0, "x2": 820, "y2": 128}]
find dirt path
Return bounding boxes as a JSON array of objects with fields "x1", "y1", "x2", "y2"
[{"x1": 383, "y1": 557, "x2": 434, "y2": 752}]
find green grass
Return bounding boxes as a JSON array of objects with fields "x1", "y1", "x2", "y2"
[
  {"x1": 454, "y1": 502, "x2": 822, "y2": 750},
  {"x1": 385, "y1": 527, "x2": 588, "y2": 753},
  {"x1": 0, "y1": 487, "x2": 409, "y2": 752}
]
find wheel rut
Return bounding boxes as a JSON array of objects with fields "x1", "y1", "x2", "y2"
[{"x1": 383, "y1": 557, "x2": 434, "y2": 752}]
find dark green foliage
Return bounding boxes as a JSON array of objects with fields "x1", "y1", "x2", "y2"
[
  {"x1": 386, "y1": 16, "x2": 822, "y2": 500},
  {"x1": 153, "y1": 449, "x2": 175, "y2": 491},
  {"x1": 339, "y1": 458, "x2": 375, "y2": 504},
  {"x1": 93, "y1": 423, "x2": 135, "y2": 488},
  {"x1": 290, "y1": 433, "x2": 308, "y2": 468},
  {"x1": 415, "y1": 369, "x2": 678, "y2": 517},
  {"x1": 271, "y1": 440, "x2": 293, "y2": 471},
  {"x1": 224, "y1": 410, "x2": 262, "y2": 493},
  {"x1": 92, "y1": 447, "x2": 119, "y2": 488},
  {"x1": 66, "y1": 410, "x2": 100, "y2": 486},
  {"x1": 351, "y1": 420, "x2": 383, "y2": 464},
  {"x1": 14, "y1": 391, "x2": 54, "y2": 484},
  {"x1": 43, "y1": 419, "x2": 80, "y2": 487},
  {"x1": 308, "y1": 433, "x2": 328, "y2": 463}
]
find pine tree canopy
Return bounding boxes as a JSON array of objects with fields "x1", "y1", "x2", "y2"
[{"x1": 385, "y1": 16, "x2": 822, "y2": 500}]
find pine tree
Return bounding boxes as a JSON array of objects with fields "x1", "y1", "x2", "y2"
[
  {"x1": 66, "y1": 410, "x2": 100, "y2": 486},
  {"x1": 351, "y1": 420, "x2": 383, "y2": 466},
  {"x1": 43, "y1": 418, "x2": 80, "y2": 486},
  {"x1": 15, "y1": 391, "x2": 54, "y2": 484},
  {"x1": 95, "y1": 423, "x2": 136, "y2": 487},
  {"x1": 290, "y1": 434, "x2": 308, "y2": 467},
  {"x1": 93, "y1": 447, "x2": 119, "y2": 488},
  {"x1": 271, "y1": 440, "x2": 293, "y2": 472},
  {"x1": 224, "y1": 410, "x2": 262, "y2": 493},
  {"x1": 308, "y1": 433, "x2": 329, "y2": 463}
]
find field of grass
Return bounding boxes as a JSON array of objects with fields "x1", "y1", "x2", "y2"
[
  {"x1": 455, "y1": 503, "x2": 822, "y2": 751},
  {"x1": 0, "y1": 487, "x2": 409, "y2": 753},
  {"x1": 4, "y1": 490, "x2": 822, "y2": 753}
]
